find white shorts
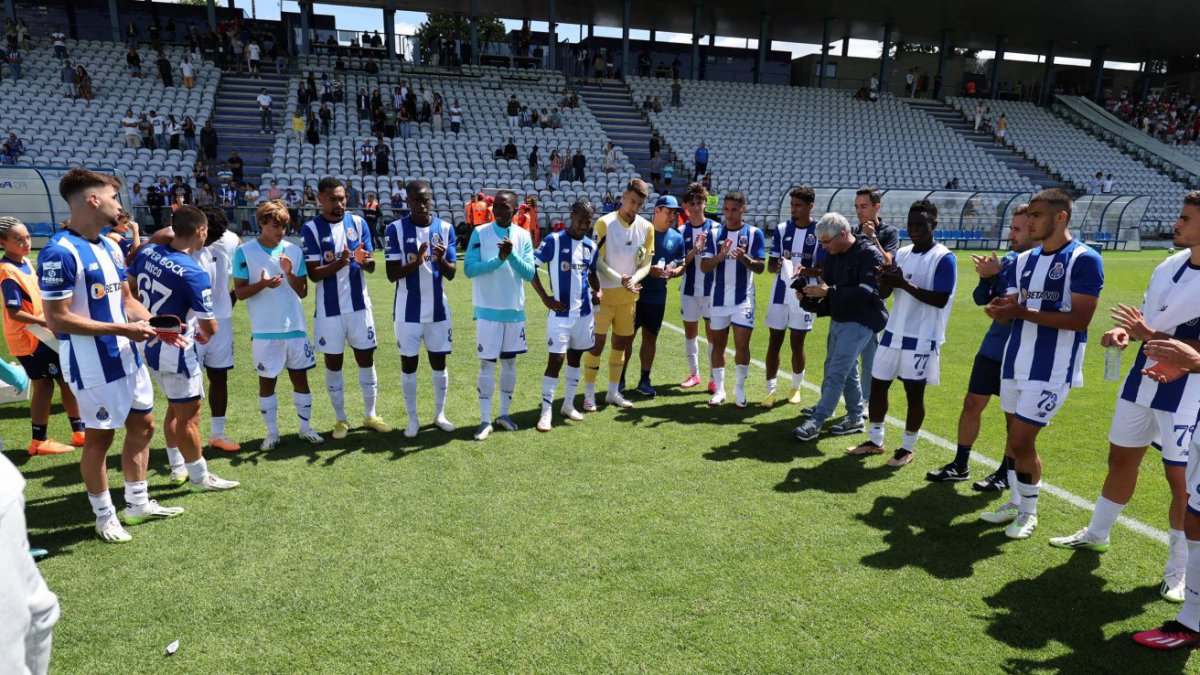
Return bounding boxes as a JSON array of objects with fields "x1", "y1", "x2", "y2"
[
  {"x1": 1188, "y1": 434, "x2": 1200, "y2": 515},
  {"x1": 1000, "y1": 379, "x2": 1072, "y2": 428},
  {"x1": 871, "y1": 345, "x2": 941, "y2": 385},
  {"x1": 476, "y1": 319, "x2": 527, "y2": 360},
  {"x1": 765, "y1": 302, "x2": 814, "y2": 332},
  {"x1": 71, "y1": 365, "x2": 155, "y2": 430},
  {"x1": 1108, "y1": 398, "x2": 1196, "y2": 466},
  {"x1": 546, "y1": 314, "x2": 595, "y2": 354},
  {"x1": 680, "y1": 294, "x2": 711, "y2": 323},
  {"x1": 394, "y1": 319, "x2": 453, "y2": 357},
  {"x1": 152, "y1": 368, "x2": 205, "y2": 403},
  {"x1": 313, "y1": 310, "x2": 377, "y2": 354},
  {"x1": 709, "y1": 300, "x2": 755, "y2": 331},
  {"x1": 252, "y1": 337, "x2": 317, "y2": 378},
  {"x1": 196, "y1": 317, "x2": 234, "y2": 370}
]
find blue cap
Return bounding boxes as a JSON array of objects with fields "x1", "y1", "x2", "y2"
[{"x1": 655, "y1": 195, "x2": 680, "y2": 210}]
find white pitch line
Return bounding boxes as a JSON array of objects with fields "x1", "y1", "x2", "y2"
[{"x1": 658, "y1": 319, "x2": 1169, "y2": 546}]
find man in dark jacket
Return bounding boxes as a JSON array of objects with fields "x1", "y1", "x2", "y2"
[{"x1": 793, "y1": 211, "x2": 887, "y2": 441}]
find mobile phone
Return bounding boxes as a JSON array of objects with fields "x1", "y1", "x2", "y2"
[{"x1": 149, "y1": 315, "x2": 182, "y2": 334}]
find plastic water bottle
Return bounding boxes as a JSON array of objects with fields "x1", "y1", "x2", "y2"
[{"x1": 1104, "y1": 346, "x2": 1122, "y2": 382}]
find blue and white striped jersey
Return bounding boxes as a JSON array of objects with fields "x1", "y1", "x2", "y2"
[
  {"x1": 680, "y1": 219, "x2": 715, "y2": 298},
  {"x1": 702, "y1": 224, "x2": 766, "y2": 309},
  {"x1": 1120, "y1": 256, "x2": 1200, "y2": 413},
  {"x1": 384, "y1": 216, "x2": 457, "y2": 324},
  {"x1": 301, "y1": 212, "x2": 374, "y2": 318},
  {"x1": 769, "y1": 218, "x2": 822, "y2": 305},
  {"x1": 534, "y1": 230, "x2": 598, "y2": 318},
  {"x1": 130, "y1": 244, "x2": 214, "y2": 376}
]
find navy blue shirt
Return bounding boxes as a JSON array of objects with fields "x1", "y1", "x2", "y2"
[
  {"x1": 974, "y1": 251, "x2": 1018, "y2": 361},
  {"x1": 640, "y1": 227, "x2": 685, "y2": 306}
]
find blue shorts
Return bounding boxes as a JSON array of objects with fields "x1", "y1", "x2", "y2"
[
  {"x1": 16, "y1": 341, "x2": 61, "y2": 381},
  {"x1": 967, "y1": 353, "x2": 1002, "y2": 397}
]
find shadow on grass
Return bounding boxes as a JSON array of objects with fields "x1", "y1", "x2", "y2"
[
  {"x1": 984, "y1": 555, "x2": 1190, "y2": 673},
  {"x1": 703, "y1": 415, "x2": 824, "y2": 464},
  {"x1": 225, "y1": 421, "x2": 462, "y2": 468},
  {"x1": 773, "y1": 453, "x2": 898, "y2": 495},
  {"x1": 855, "y1": 482, "x2": 1005, "y2": 579}
]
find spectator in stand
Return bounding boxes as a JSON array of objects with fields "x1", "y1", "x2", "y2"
[
  {"x1": 507, "y1": 94, "x2": 520, "y2": 127},
  {"x1": 431, "y1": 93, "x2": 444, "y2": 133},
  {"x1": 243, "y1": 183, "x2": 260, "y2": 231},
  {"x1": 528, "y1": 144, "x2": 539, "y2": 181},
  {"x1": 550, "y1": 108, "x2": 562, "y2": 129},
  {"x1": 389, "y1": 188, "x2": 405, "y2": 216},
  {"x1": 3, "y1": 46, "x2": 18, "y2": 80},
  {"x1": 374, "y1": 141, "x2": 390, "y2": 176},
  {"x1": 265, "y1": 180, "x2": 283, "y2": 202},
  {"x1": 58, "y1": 59, "x2": 76, "y2": 98},
  {"x1": 603, "y1": 141, "x2": 618, "y2": 173},
  {"x1": 549, "y1": 150, "x2": 562, "y2": 190},
  {"x1": 284, "y1": 188, "x2": 301, "y2": 230},
  {"x1": 694, "y1": 141, "x2": 709, "y2": 180},
  {"x1": 138, "y1": 113, "x2": 155, "y2": 150},
  {"x1": 149, "y1": 110, "x2": 167, "y2": 150},
  {"x1": 671, "y1": 78, "x2": 682, "y2": 107},
  {"x1": 364, "y1": 57, "x2": 379, "y2": 75},
  {"x1": 649, "y1": 133, "x2": 660, "y2": 158},
  {"x1": 652, "y1": 97, "x2": 662, "y2": 113},
  {"x1": 356, "y1": 87, "x2": 370, "y2": 121},
  {"x1": 257, "y1": 88, "x2": 274, "y2": 134},
  {"x1": 51, "y1": 27, "x2": 67, "y2": 59},
  {"x1": 649, "y1": 154, "x2": 663, "y2": 189},
  {"x1": 306, "y1": 112, "x2": 320, "y2": 145},
  {"x1": 301, "y1": 185, "x2": 318, "y2": 217},
  {"x1": 318, "y1": 103, "x2": 332, "y2": 136},
  {"x1": 291, "y1": 108, "x2": 305, "y2": 141},
  {"x1": 193, "y1": 159, "x2": 208, "y2": 186},
  {"x1": 219, "y1": 181, "x2": 239, "y2": 223},
  {"x1": 345, "y1": 179, "x2": 361, "y2": 209},
  {"x1": 503, "y1": 137, "x2": 517, "y2": 161},
  {"x1": 170, "y1": 175, "x2": 192, "y2": 204},
  {"x1": 216, "y1": 162, "x2": 233, "y2": 185},
  {"x1": 156, "y1": 50, "x2": 173, "y2": 87},
  {"x1": 449, "y1": 99, "x2": 463, "y2": 133},
  {"x1": 246, "y1": 38, "x2": 261, "y2": 78},
  {"x1": 167, "y1": 114, "x2": 182, "y2": 150},
  {"x1": 228, "y1": 151, "x2": 245, "y2": 184},
  {"x1": 200, "y1": 120, "x2": 218, "y2": 167},
  {"x1": 129, "y1": 182, "x2": 148, "y2": 222},
  {"x1": 125, "y1": 20, "x2": 138, "y2": 48},
  {"x1": 1, "y1": 133, "x2": 22, "y2": 164},
  {"x1": 126, "y1": 46, "x2": 141, "y2": 77},
  {"x1": 1102, "y1": 173, "x2": 1116, "y2": 194},
  {"x1": 359, "y1": 138, "x2": 374, "y2": 173},
  {"x1": 182, "y1": 115, "x2": 197, "y2": 151},
  {"x1": 180, "y1": 54, "x2": 194, "y2": 89},
  {"x1": 573, "y1": 148, "x2": 586, "y2": 182},
  {"x1": 662, "y1": 162, "x2": 674, "y2": 191},
  {"x1": 121, "y1": 109, "x2": 140, "y2": 148},
  {"x1": 397, "y1": 105, "x2": 412, "y2": 139},
  {"x1": 74, "y1": 64, "x2": 93, "y2": 100},
  {"x1": 602, "y1": 191, "x2": 617, "y2": 212},
  {"x1": 1089, "y1": 171, "x2": 1104, "y2": 195},
  {"x1": 362, "y1": 192, "x2": 381, "y2": 237}
]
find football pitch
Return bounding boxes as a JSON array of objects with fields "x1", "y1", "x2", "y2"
[{"x1": 8, "y1": 248, "x2": 1199, "y2": 672}]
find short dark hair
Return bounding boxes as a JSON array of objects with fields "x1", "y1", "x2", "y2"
[
  {"x1": 198, "y1": 205, "x2": 228, "y2": 245},
  {"x1": 317, "y1": 176, "x2": 343, "y2": 193},
  {"x1": 1013, "y1": 203, "x2": 1029, "y2": 216},
  {"x1": 571, "y1": 198, "x2": 596, "y2": 221},
  {"x1": 405, "y1": 179, "x2": 432, "y2": 198},
  {"x1": 789, "y1": 186, "x2": 815, "y2": 204},
  {"x1": 171, "y1": 205, "x2": 207, "y2": 239},
  {"x1": 59, "y1": 168, "x2": 122, "y2": 202},
  {"x1": 724, "y1": 190, "x2": 747, "y2": 206},
  {"x1": 495, "y1": 189, "x2": 518, "y2": 205},
  {"x1": 683, "y1": 182, "x2": 707, "y2": 203},
  {"x1": 625, "y1": 178, "x2": 649, "y2": 199},
  {"x1": 856, "y1": 186, "x2": 882, "y2": 205},
  {"x1": 908, "y1": 199, "x2": 938, "y2": 224},
  {"x1": 1183, "y1": 191, "x2": 1200, "y2": 209},
  {"x1": 1030, "y1": 188, "x2": 1074, "y2": 218}
]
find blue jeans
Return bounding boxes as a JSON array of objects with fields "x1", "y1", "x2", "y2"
[{"x1": 811, "y1": 321, "x2": 877, "y2": 426}]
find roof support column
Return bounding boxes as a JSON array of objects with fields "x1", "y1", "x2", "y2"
[
  {"x1": 817, "y1": 18, "x2": 831, "y2": 88},
  {"x1": 469, "y1": 0, "x2": 478, "y2": 66},
  {"x1": 298, "y1": 1, "x2": 311, "y2": 56},
  {"x1": 755, "y1": 13, "x2": 768, "y2": 84},
  {"x1": 990, "y1": 34, "x2": 1005, "y2": 99},
  {"x1": 1040, "y1": 40, "x2": 1055, "y2": 106},
  {"x1": 1090, "y1": 45, "x2": 1107, "y2": 103},
  {"x1": 841, "y1": 35, "x2": 849, "y2": 57},
  {"x1": 383, "y1": 5, "x2": 395, "y2": 61},
  {"x1": 621, "y1": 0, "x2": 630, "y2": 78},
  {"x1": 205, "y1": 0, "x2": 216, "y2": 34},
  {"x1": 1140, "y1": 52, "x2": 1152, "y2": 102},
  {"x1": 935, "y1": 29, "x2": 950, "y2": 99},
  {"x1": 110, "y1": 0, "x2": 122, "y2": 43},
  {"x1": 691, "y1": 5, "x2": 701, "y2": 81},
  {"x1": 878, "y1": 23, "x2": 892, "y2": 95},
  {"x1": 547, "y1": 0, "x2": 557, "y2": 70}
]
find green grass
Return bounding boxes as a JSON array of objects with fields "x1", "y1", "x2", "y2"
[{"x1": 9, "y1": 249, "x2": 1200, "y2": 672}]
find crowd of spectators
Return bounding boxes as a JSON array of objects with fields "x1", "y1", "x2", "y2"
[{"x1": 1106, "y1": 88, "x2": 1200, "y2": 147}]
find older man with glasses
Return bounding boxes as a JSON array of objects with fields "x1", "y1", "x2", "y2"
[{"x1": 792, "y1": 212, "x2": 888, "y2": 442}]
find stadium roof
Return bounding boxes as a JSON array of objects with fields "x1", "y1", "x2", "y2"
[{"x1": 332, "y1": 0, "x2": 1199, "y2": 63}]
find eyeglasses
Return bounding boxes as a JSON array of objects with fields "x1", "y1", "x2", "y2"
[{"x1": 817, "y1": 231, "x2": 844, "y2": 248}]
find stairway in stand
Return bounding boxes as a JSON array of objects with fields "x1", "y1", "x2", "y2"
[
  {"x1": 209, "y1": 72, "x2": 291, "y2": 185},
  {"x1": 576, "y1": 80, "x2": 665, "y2": 187},
  {"x1": 906, "y1": 98, "x2": 1072, "y2": 191}
]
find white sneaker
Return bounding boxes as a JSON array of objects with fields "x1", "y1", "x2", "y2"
[
  {"x1": 434, "y1": 414, "x2": 455, "y2": 432},
  {"x1": 980, "y1": 502, "x2": 1020, "y2": 524},
  {"x1": 261, "y1": 433, "x2": 280, "y2": 451},
  {"x1": 582, "y1": 395, "x2": 597, "y2": 412},
  {"x1": 404, "y1": 417, "x2": 420, "y2": 438},
  {"x1": 605, "y1": 391, "x2": 634, "y2": 409},
  {"x1": 708, "y1": 390, "x2": 727, "y2": 406},
  {"x1": 734, "y1": 388, "x2": 747, "y2": 408},
  {"x1": 560, "y1": 405, "x2": 584, "y2": 422},
  {"x1": 537, "y1": 408, "x2": 552, "y2": 432},
  {"x1": 474, "y1": 422, "x2": 493, "y2": 441},
  {"x1": 169, "y1": 467, "x2": 187, "y2": 485},
  {"x1": 189, "y1": 473, "x2": 240, "y2": 491},
  {"x1": 1048, "y1": 527, "x2": 1111, "y2": 552},
  {"x1": 1005, "y1": 513, "x2": 1039, "y2": 540},
  {"x1": 299, "y1": 428, "x2": 324, "y2": 444},
  {"x1": 494, "y1": 415, "x2": 519, "y2": 432},
  {"x1": 1163, "y1": 570, "x2": 1187, "y2": 603},
  {"x1": 122, "y1": 499, "x2": 185, "y2": 525},
  {"x1": 96, "y1": 516, "x2": 132, "y2": 543}
]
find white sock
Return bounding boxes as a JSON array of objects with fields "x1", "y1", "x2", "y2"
[
  {"x1": 211, "y1": 415, "x2": 226, "y2": 438},
  {"x1": 706, "y1": 343, "x2": 714, "y2": 375},
  {"x1": 541, "y1": 375, "x2": 558, "y2": 413},
  {"x1": 712, "y1": 367, "x2": 725, "y2": 393},
  {"x1": 869, "y1": 423, "x2": 885, "y2": 446},
  {"x1": 1086, "y1": 495, "x2": 1125, "y2": 541},
  {"x1": 901, "y1": 430, "x2": 919, "y2": 451},
  {"x1": 765, "y1": 377, "x2": 777, "y2": 394},
  {"x1": 1168, "y1": 528, "x2": 1188, "y2": 576},
  {"x1": 432, "y1": 369, "x2": 448, "y2": 418},
  {"x1": 1015, "y1": 479, "x2": 1041, "y2": 516},
  {"x1": 685, "y1": 337, "x2": 699, "y2": 375},
  {"x1": 563, "y1": 366, "x2": 581, "y2": 408},
  {"x1": 792, "y1": 370, "x2": 804, "y2": 390},
  {"x1": 358, "y1": 366, "x2": 378, "y2": 418},
  {"x1": 1177, "y1": 540, "x2": 1200, "y2": 630},
  {"x1": 185, "y1": 457, "x2": 208, "y2": 483},
  {"x1": 478, "y1": 360, "x2": 496, "y2": 423},
  {"x1": 87, "y1": 491, "x2": 115, "y2": 520},
  {"x1": 498, "y1": 358, "x2": 517, "y2": 416},
  {"x1": 293, "y1": 392, "x2": 313, "y2": 432},
  {"x1": 585, "y1": 381, "x2": 596, "y2": 400},
  {"x1": 607, "y1": 381, "x2": 619, "y2": 398},
  {"x1": 1005, "y1": 467, "x2": 1020, "y2": 506},
  {"x1": 325, "y1": 368, "x2": 346, "y2": 421},
  {"x1": 735, "y1": 364, "x2": 749, "y2": 393},
  {"x1": 401, "y1": 371, "x2": 419, "y2": 422},
  {"x1": 166, "y1": 446, "x2": 184, "y2": 471},
  {"x1": 259, "y1": 395, "x2": 279, "y2": 436},
  {"x1": 124, "y1": 480, "x2": 149, "y2": 508}
]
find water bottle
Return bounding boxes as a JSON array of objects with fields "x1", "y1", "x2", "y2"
[{"x1": 1103, "y1": 345, "x2": 1122, "y2": 382}]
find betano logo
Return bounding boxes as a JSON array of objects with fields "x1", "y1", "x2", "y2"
[{"x1": 90, "y1": 281, "x2": 121, "y2": 299}]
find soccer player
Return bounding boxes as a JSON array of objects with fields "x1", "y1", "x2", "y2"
[
  {"x1": 584, "y1": 178, "x2": 653, "y2": 411},
  {"x1": 926, "y1": 206, "x2": 1034, "y2": 486},
  {"x1": 531, "y1": 198, "x2": 600, "y2": 431},
  {"x1": 128, "y1": 206, "x2": 238, "y2": 491},
  {"x1": 699, "y1": 190, "x2": 766, "y2": 406},
  {"x1": 465, "y1": 190, "x2": 535, "y2": 440},
  {"x1": 38, "y1": 168, "x2": 183, "y2": 543},
  {"x1": 620, "y1": 195, "x2": 685, "y2": 396},
  {"x1": 678, "y1": 182, "x2": 716, "y2": 391},
  {"x1": 978, "y1": 188, "x2": 1103, "y2": 540},
  {"x1": 1050, "y1": 191, "x2": 1200, "y2": 602},
  {"x1": 233, "y1": 200, "x2": 323, "y2": 449},
  {"x1": 194, "y1": 206, "x2": 242, "y2": 452},
  {"x1": 301, "y1": 176, "x2": 390, "y2": 440},
  {"x1": 0, "y1": 217, "x2": 84, "y2": 455},
  {"x1": 762, "y1": 186, "x2": 821, "y2": 407},
  {"x1": 384, "y1": 180, "x2": 458, "y2": 437},
  {"x1": 847, "y1": 200, "x2": 956, "y2": 467}
]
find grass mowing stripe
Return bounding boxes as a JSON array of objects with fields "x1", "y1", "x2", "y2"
[{"x1": 656, "y1": 318, "x2": 1170, "y2": 546}]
